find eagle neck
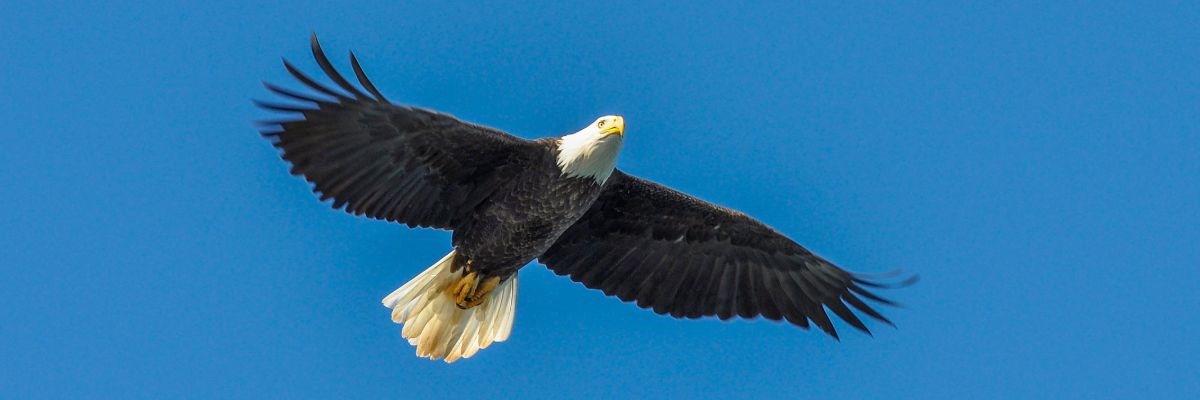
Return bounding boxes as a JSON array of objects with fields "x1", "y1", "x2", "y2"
[{"x1": 555, "y1": 130, "x2": 622, "y2": 185}]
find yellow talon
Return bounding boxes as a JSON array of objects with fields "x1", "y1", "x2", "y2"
[
  {"x1": 467, "y1": 276, "x2": 501, "y2": 307},
  {"x1": 448, "y1": 271, "x2": 477, "y2": 306},
  {"x1": 446, "y1": 272, "x2": 501, "y2": 309}
]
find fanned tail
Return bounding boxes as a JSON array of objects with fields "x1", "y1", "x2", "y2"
[{"x1": 381, "y1": 251, "x2": 518, "y2": 363}]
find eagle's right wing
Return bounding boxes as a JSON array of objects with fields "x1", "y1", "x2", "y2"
[
  {"x1": 257, "y1": 35, "x2": 541, "y2": 230},
  {"x1": 539, "y1": 170, "x2": 915, "y2": 338}
]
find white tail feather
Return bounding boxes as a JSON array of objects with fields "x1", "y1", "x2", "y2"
[{"x1": 381, "y1": 251, "x2": 518, "y2": 363}]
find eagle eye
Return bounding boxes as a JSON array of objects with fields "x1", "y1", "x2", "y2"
[{"x1": 598, "y1": 121, "x2": 606, "y2": 128}]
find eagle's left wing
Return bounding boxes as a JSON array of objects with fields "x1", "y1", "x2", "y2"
[
  {"x1": 256, "y1": 35, "x2": 542, "y2": 231},
  {"x1": 539, "y1": 170, "x2": 913, "y2": 338}
]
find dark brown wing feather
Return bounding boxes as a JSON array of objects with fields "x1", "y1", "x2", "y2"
[
  {"x1": 257, "y1": 35, "x2": 540, "y2": 230},
  {"x1": 539, "y1": 170, "x2": 915, "y2": 338}
]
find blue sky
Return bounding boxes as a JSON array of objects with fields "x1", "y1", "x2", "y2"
[{"x1": 2, "y1": 1, "x2": 1198, "y2": 398}]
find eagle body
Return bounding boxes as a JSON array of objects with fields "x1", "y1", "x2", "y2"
[
  {"x1": 452, "y1": 139, "x2": 606, "y2": 281},
  {"x1": 257, "y1": 36, "x2": 913, "y2": 363}
]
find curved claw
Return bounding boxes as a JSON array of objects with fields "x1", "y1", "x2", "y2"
[{"x1": 447, "y1": 272, "x2": 501, "y2": 309}]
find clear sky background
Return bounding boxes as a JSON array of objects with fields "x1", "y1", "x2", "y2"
[{"x1": 2, "y1": 1, "x2": 1198, "y2": 399}]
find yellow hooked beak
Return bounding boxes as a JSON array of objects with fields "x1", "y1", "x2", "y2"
[{"x1": 598, "y1": 115, "x2": 624, "y2": 136}]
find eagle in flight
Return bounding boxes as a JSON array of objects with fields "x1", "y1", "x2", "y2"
[{"x1": 257, "y1": 35, "x2": 914, "y2": 363}]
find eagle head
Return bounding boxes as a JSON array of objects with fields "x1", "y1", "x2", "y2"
[{"x1": 556, "y1": 115, "x2": 625, "y2": 184}]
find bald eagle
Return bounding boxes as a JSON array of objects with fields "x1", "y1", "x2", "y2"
[{"x1": 257, "y1": 36, "x2": 914, "y2": 362}]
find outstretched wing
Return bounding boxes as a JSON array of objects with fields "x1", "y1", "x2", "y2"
[
  {"x1": 539, "y1": 170, "x2": 914, "y2": 338},
  {"x1": 257, "y1": 35, "x2": 541, "y2": 230}
]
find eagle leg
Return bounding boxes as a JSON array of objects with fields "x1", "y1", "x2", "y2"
[{"x1": 447, "y1": 271, "x2": 501, "y2": 309}]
